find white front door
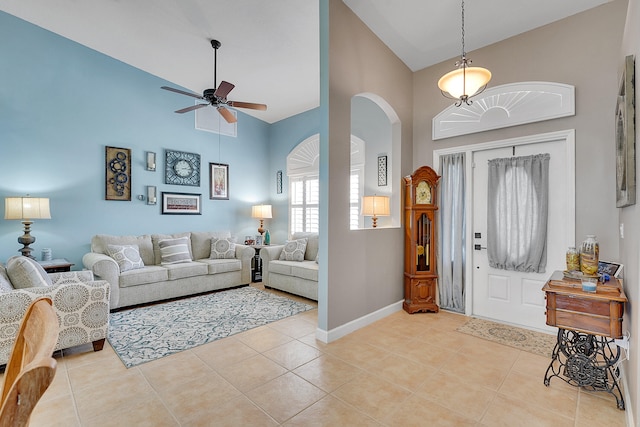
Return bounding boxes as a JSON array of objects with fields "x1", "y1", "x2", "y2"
[{"x1": 471, "y1": 137, "x2": 574, "y2": 332}]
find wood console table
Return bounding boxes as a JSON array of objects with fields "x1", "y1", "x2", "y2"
[{"x1": 542, "y1": 271, "x2": 627, "y2": 409}]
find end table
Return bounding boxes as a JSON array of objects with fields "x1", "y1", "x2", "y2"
[
  {"x1": 250, "y1": 245, "x2": 268, "y2": 282},
  {"x1": 38, "y1": 258, "x2": 74, "y2": 273}
]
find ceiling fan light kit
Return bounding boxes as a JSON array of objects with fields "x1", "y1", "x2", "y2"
[
  {"x1": 161, "y1": 39, "x2": 267, "y2": 123},
  {"x1": 438, "y1": 0, "x2": 491, "y2": 106}
]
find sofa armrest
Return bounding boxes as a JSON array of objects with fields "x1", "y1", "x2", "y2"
[
  {"x1": 0, "y1": 280, "x2": 110, "y2": 364},
  {"x1": 82, "y1": 252, "x2": 120, "y2": 308},
  {"x1": 260, "y1": 245, "x2": 284, "y2": 284},
  {"x1": 49, "y1": 270, "x2": 95, "y2": 284},
  {"x1": 234, "y1": 244, "x2": 256, "y2": 284}
]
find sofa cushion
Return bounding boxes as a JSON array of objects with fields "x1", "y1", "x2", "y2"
[
  {"x1": 190, "y1": 231, "x2": 233, "y2": 259},
  {"x1": 210, "y1": 238, "x2": 236, "y2": 259},
  {"x1": 119, "y1": 266, "x2": 169, "y2": 288},
  {"x1": 292, "y1": 232, "x2": 319, "y2": 261},
  {"x1": 279, "y1": 238, "x2": 308, "y2": 262},
  {"x1": 107, "y1": 244, "x2": 145, "y2": 272},
  {"x1": 164, "y1": 262, "x2": 208, "y2": 280},
  {"x1": 92, "y1": 234, "x2": 155, "y2": 266},
  {"x1": 0, "y1": 265, "x2": 13, "y2": 293},
  {"x1": 158, "y1": 237, "x2": 192, "y2": 265},
  {"x1": 197, "y1": 259, "x2": 242, "y2": 274},
  {"x1": 270, "y1": 260, "x2": 318, "y2": 281},
  {"x1": 6, "y1": 256, "x2": 53, "y2": 289},
  {"x1": 152, "y1": 232, "x2": 192, "y2": 265}
]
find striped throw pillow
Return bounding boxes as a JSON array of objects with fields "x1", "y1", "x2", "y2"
[{"x1": 158, "y1": 237, "x2": 192, "y2": 265}]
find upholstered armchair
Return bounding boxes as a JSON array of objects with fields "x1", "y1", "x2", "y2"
[{"x1": 0, "y1": 262, "x2": 110, "y2": 365}]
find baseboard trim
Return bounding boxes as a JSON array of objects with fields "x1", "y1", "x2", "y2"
[
  {"x1": 619, "y1": 363, "x2": 634, "y2": 427},
  {"x1": 315, "y1": 299, "x2": 403, "y2": 343}
]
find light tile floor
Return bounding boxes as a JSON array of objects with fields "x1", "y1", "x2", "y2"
[{"x1": 6, "y1": 284, "x2": 627, "y2": 426}]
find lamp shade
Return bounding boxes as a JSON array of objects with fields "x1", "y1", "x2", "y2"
[
  {"x1": 4, "y1": 197, "x2": 51, "y2": 220},
  {"x1": 438, "y1": 66, "x2": 492, "y2": 99},
  {"x1": 361, "y1": 196, "x2": 390, "y2": 217},
  {"x1": 251, "y1": 204, "x2": 273, "y2": 219}
]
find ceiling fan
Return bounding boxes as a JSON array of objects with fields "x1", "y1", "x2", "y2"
[{"x1": 161, "y1": 39, "x2": 267, "y2": 124}]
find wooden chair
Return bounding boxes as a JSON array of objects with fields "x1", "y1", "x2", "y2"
[{"x1": 0, "y1": 297, "x2": 60, "y2": 427}]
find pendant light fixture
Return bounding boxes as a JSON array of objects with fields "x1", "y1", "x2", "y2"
[{"x1": 438, "y1": 0, "x2": 491, "y2": 106}]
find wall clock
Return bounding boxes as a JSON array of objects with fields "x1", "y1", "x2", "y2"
[{"x1": 165, "y1": 150, "x2": 201, "y2": 186}]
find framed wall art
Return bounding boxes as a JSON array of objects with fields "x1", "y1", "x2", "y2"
[
  {"x1": 165, "y1": 150, "x2": 201, "y2": 186},
  {"x1": 105, "y1": 146, "x2": 131, "y2": 201},
  {"x1": 210, "y1": 163, "x2": 229, "y2": 200},
  {"x1": 161, "y1": 192, "x2": 201, "y2": 215},
  {"x1": 615, "y1": 54, "x2": 636, "y2": 208},
  {"x1": 276, "y1": 170, "x2": 283, "y2": 194},
  {"x1": 378, "y1": 155, "x2": 388, "y2": 186}
]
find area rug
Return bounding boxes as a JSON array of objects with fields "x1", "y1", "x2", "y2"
[
  {"x1": 456, "y1": 317, "x2": 556, "y2": 358},
  {"x1": 108, "y1": 286, "x2": 314, "y2": 368}
]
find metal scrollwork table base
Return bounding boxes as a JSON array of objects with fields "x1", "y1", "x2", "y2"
[{"x1": 544, "y1": 328, "x2": 624, "y2": 410}]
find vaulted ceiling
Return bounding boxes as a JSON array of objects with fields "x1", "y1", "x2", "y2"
[{"x1": 0, "y1": 0, "x2": 612, "y2": 123}]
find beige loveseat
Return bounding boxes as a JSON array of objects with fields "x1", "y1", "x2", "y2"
[
  {"x1": 260, "y1": 232, "x2": 318, "y2": 301},
  {"x1": 82, "y1": 231, "x2": 254, "y2": 310},
  {"x1": 0, "y1": 257, "x2": 110, "y2": 364}
]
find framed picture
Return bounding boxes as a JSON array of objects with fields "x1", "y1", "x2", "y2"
[
  {"x1": 615, "y1": 54, "x2": 636, "y2": 208},
  {"x1": 598, "y1": 261, "x2": 623, "y2": 278},
  {"x1": 276, "y1": 170, "x2": 283, "y2": 194},
  {"x1": 105, "y1": 146, "x2": 131, "y2": 201},
  {"x1": 255, "y1": 235, "x2": 263, "y2": 246},
  {"x1": 210, "y1": 163, "x2": 229, "y2": 200},
  {"x1": 161, "y1": 192, "x2": 201, "y2": 215},
  {"x1": 244, "y1": 236, "x2": 255, "y2": 245},
  {"x1": 378, "y1": 155, "x2": 387, "y2": 186}
]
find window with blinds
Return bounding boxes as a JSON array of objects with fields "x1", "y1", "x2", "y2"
[
  {"x1": 350, "y1": 171, "x2": 362, "y2": 229},
  {"x1": 290, "y1": 176, "x2": 319, "y2": 234}
]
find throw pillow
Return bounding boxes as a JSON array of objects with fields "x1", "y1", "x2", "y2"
[
  {"x1": 0, "y1": 266, "x2": 13, "y2": 293},
  {"x1": 6, "y1": 256, "x2": 53, "y2": 289},
  {"x1": 107, "y1": 244, "x2": 145, "y2": 272},
  {"x1": 210, "y1": 238, "x2": 236, "y2": 259},
  {"x1": 279, "y1": 238, "x2": 308, "y2": 262},
  {"x1": 158, "y1": 237, "x2": 192, "y2": 265}
]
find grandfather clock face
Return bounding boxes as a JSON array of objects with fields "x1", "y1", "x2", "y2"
[{"x1": 416, "y1": 180, "x2": 431, "y2": 204}]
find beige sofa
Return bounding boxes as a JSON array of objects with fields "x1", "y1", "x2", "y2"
[
  {"x1": 0, "y1": 259, "x2": 110, "y2": 364},
  {"x1": 260, "y1": 232, "x2": 318, "y2": 300},
  {"x1": 82, "y1": 231, "x2": 254, "y2": 310}
]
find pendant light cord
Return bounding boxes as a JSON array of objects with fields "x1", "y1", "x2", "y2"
[{"x1": 461, "y1": 0, "x2": 466, "y2": 58}]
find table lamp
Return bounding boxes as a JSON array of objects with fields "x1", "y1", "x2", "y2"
[
  {"x1": 4, "y1": 196, "x2": 51, "y2": 259},
  {"x1": 251, "y1": 204, "x2": 272, "y2": 236},
  {"x1": 362, "y1": 195, "x2": 390, "y2": 228}
]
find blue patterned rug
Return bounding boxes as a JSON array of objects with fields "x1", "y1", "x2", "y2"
[{"x1": 108, "y1": 286, "x2": 314, "y2": 368}]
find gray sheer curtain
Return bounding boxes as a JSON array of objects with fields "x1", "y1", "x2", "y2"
[
  {"x1": 487, "y1": 153, "x2": 550, "y2": 273},
  {"x1": 438, "y1": 153, "x2": 466, "y2": 312}
]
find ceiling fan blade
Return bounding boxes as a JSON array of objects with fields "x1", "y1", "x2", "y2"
[
  {"x1": 161, "y1": 86, "x2": 204, "y2": 100},
  {"x1": 227, "y1": 101, "x2": 267, "y2": 111},
  {"x1": 217, "y1": 106, "x2": 237, "y2": 123},
  {"x1": 175, "y1": 104, "x2": 209, "y2": 114},
  {"x1": 214, "y1": 81, "x2": 235, "y2": 99}
]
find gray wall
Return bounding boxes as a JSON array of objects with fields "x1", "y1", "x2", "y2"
[
  {"x1": 414, "y1": 1, "x2": 626, "y2": 260},
  {"x1": 619, "y1": 0, "x2": 639, "y2": 423},
  {"x1": 413, "y1": 0, "x2": 635, "y2": 421},
  {"x1": 319, "y1": 0, "x2": 414, "y2": 331}
]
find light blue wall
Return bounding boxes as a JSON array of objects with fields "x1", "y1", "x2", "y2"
[
  {"x1": 0, "y1": 11, "x2": 309, "y2": 268},
  {"x1": 267, "y1": 108, "x2": 320, "y2": 244}
]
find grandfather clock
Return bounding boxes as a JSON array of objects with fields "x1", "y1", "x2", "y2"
[{"x1": 403, "y1": 166, "x2": 439, "y2": 314}]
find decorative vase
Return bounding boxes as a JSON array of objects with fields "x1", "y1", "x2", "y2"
[
  {"x1": 264, "y1": 229, "x2": 270, "y2": 245},
  {"x1": 565, "y1": 247, "x2": 579, "y2": 272},
  {"x1": 580, "y1": 235, "x2": 599, "y2": 275}
]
